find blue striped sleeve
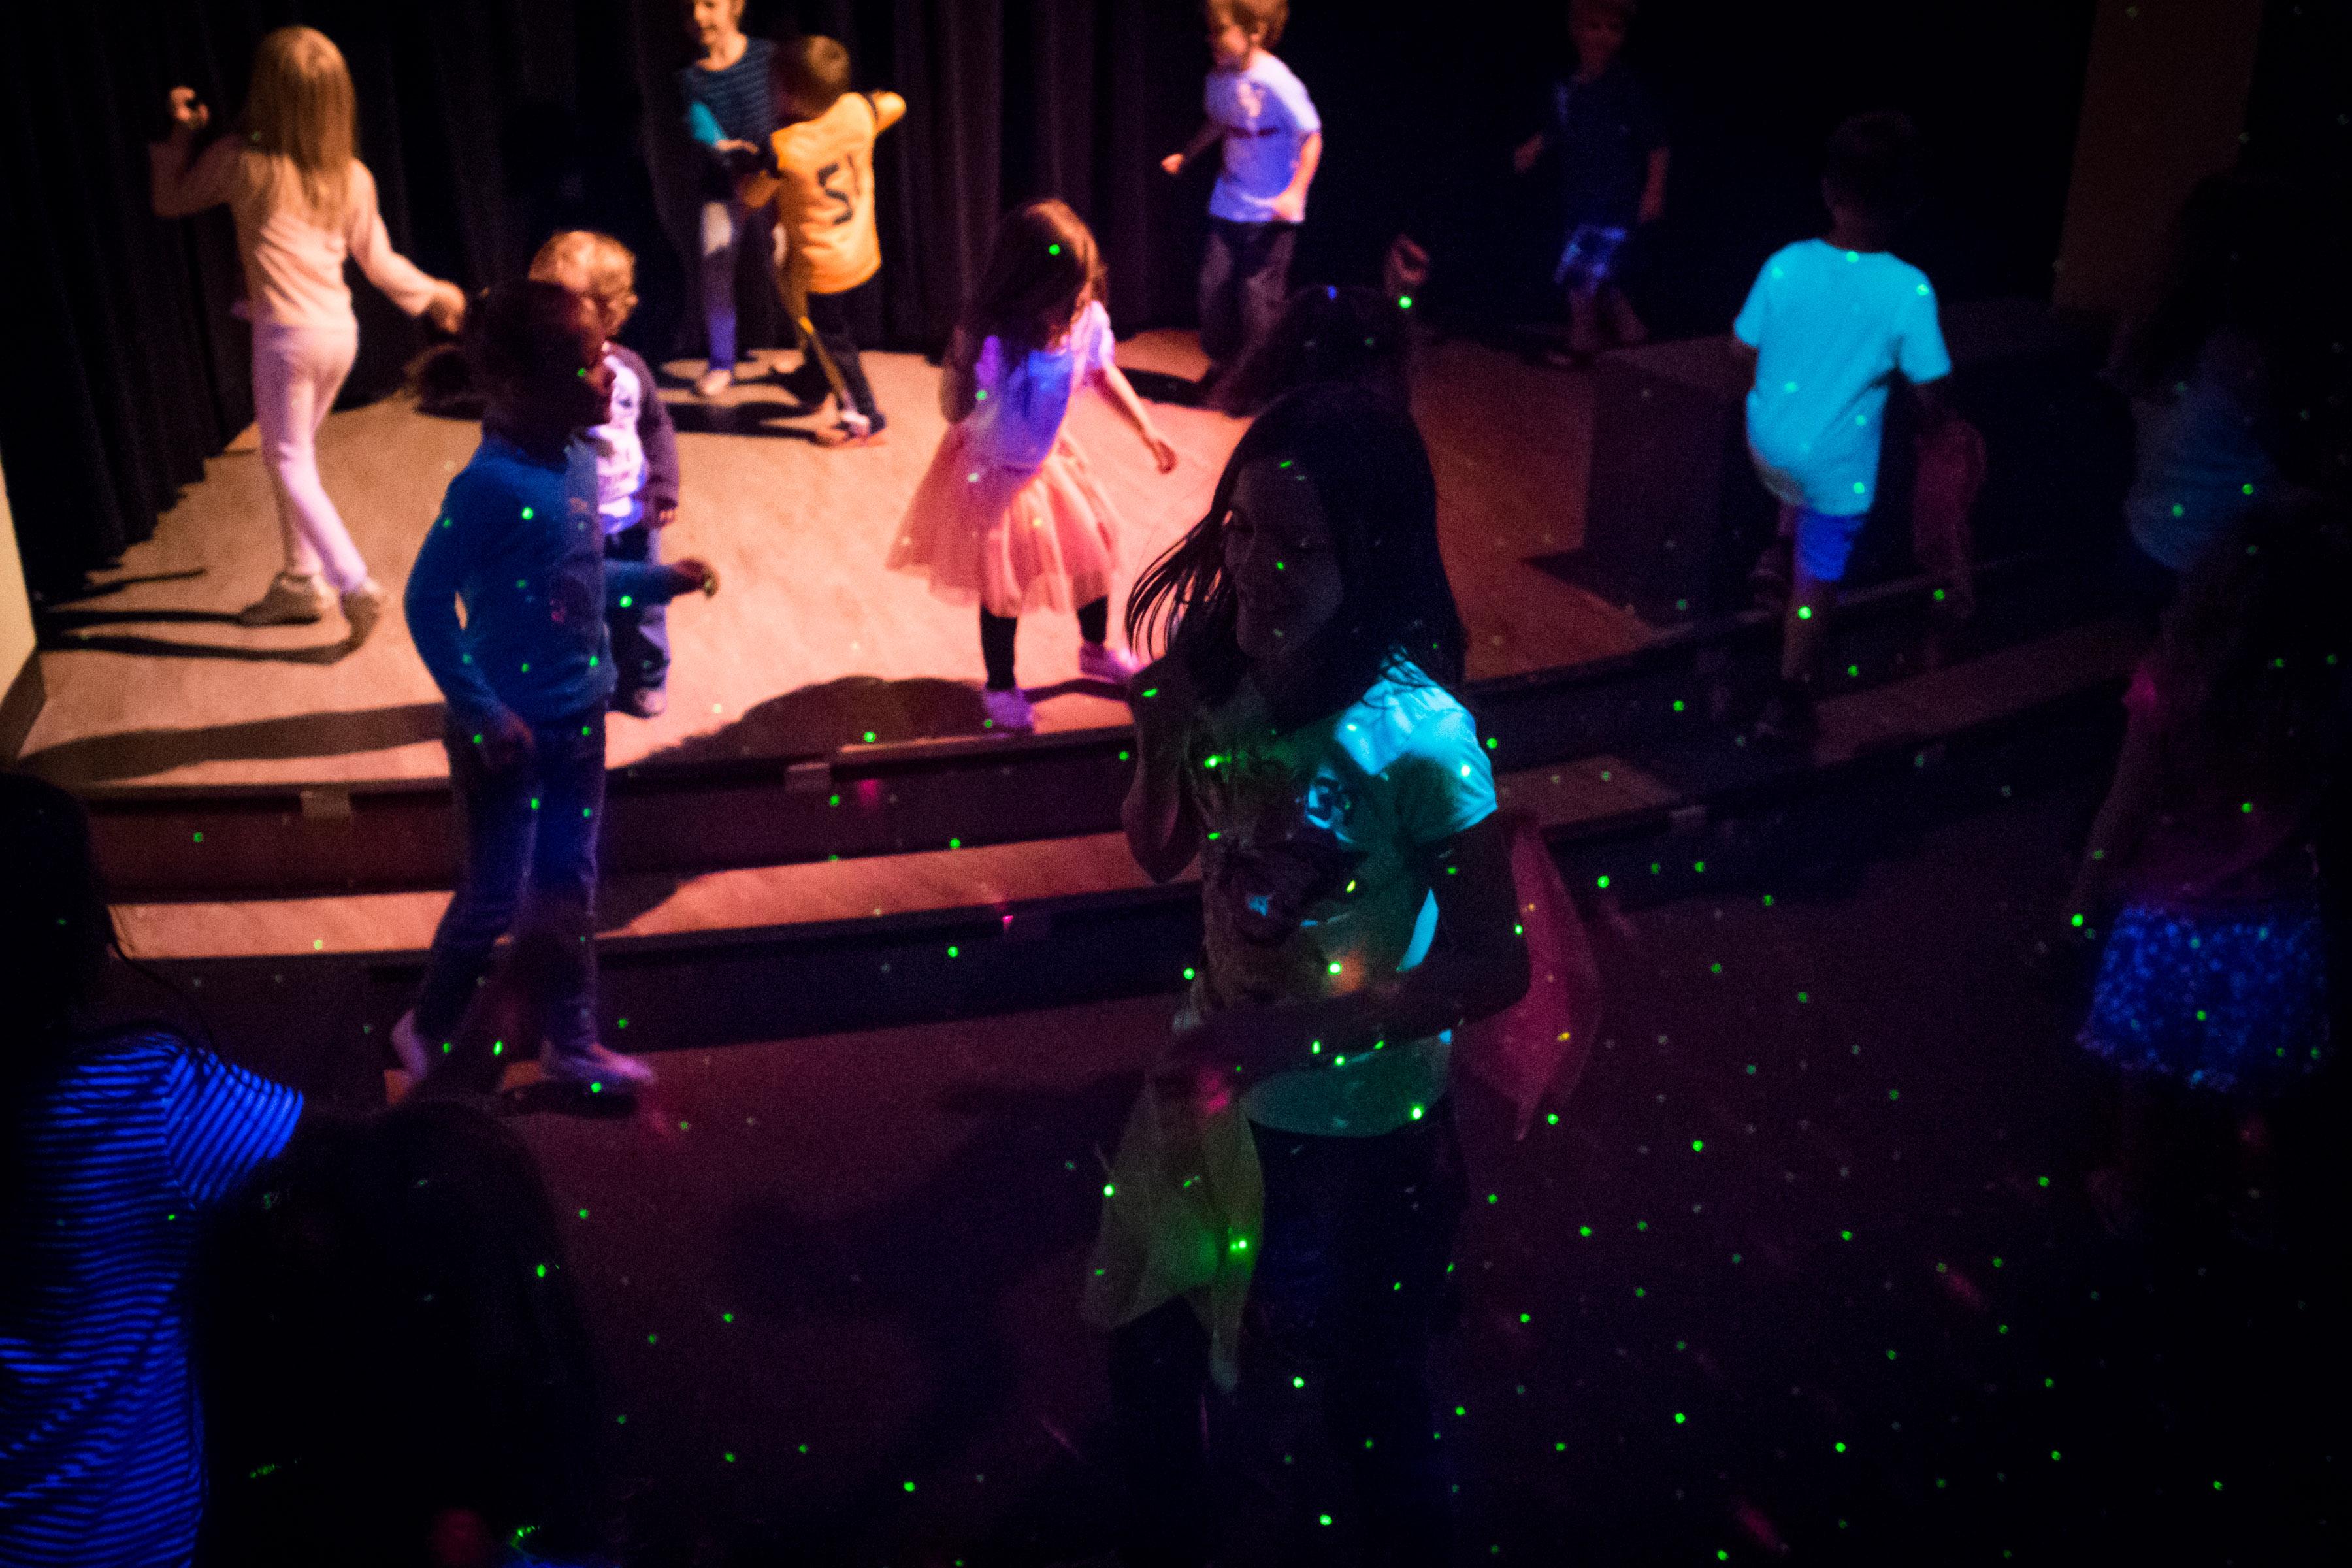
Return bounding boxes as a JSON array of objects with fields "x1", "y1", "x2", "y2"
[{"x1": 163, "y1": 1050, "x2": 302, "y2": 1212}]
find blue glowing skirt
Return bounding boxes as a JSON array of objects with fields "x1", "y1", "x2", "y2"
[{"x1": 2080, "y1": 900, "x2": 2331, "y2": 1096}]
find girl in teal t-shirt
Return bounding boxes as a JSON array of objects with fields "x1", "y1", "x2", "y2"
[{"x1": 1103, "y1": 384, "x2": 1531, "y2": 1565}]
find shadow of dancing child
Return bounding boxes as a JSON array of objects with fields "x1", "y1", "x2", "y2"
[
  {"x1": 394, "y1": 280, "x2": 718, "y2": 1097},
  {"x1": 530, "y1": 231, "x2": 685, "y2": 720},
  {"x1": 1088, "y1": 385, "x2": 1531, "y2": 1566},
  {"x1": 888, "y1": 200, "x2": 1177, "y2": 735}
]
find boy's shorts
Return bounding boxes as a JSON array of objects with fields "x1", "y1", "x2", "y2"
[
  {"x1": 1787, "y1": 503, "x2": 1868, "y2": 585},
  {"x1": 1554, "y1": 223, "x2": 1629, "y2": 291}
]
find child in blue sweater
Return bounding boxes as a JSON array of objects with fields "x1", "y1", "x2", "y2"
[{"x1": 394, "y1": 280, "x2": 717, "y2": 1092}]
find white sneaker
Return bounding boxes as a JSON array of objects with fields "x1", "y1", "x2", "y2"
[
  {"x1": 540, "y1": 1041, "x2": 657, "y2": 1092},
  {"x1": 1076, "y1": 642, "x2": 1141, "y2": 687},
  {"x1": 389, "y1": 1009, "x2": 435, "y2": 1080},
  {"x1": 694, "y1": 367, "x2": 733, "y2": 399},
  {"x1": 979, "y1": 684, "x2": 1036, "y2": 733},
  {"x1": 237, "y1": 573, "x2": 331, "y2": 627}
]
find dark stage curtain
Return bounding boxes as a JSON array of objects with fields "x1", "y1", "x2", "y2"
[
  {"x1": 2, "y1": 0, "x2": 2110, "y2": 603},
  {"x1": 0, "y1": 0, "x2": 1205, "y2": 602}
]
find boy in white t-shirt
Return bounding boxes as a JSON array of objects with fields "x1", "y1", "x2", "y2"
[
  {"x1": 1732, "y1": 111, "x2": 1953, "y2": 742},
  {"x1": 1161, "y1": 0, "x2": 1323, "y2": 380}
]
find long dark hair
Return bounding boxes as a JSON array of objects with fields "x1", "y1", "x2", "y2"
[
  {"x1": 964, "y1": 199, "x2": 1103, "y2": 363},
  {"x1": 2151, "y1": 497, "x2": 2351, "y2": 797},
  {"x1": 1126, "y1": 383, "x2": 1466, "y2": 725}
]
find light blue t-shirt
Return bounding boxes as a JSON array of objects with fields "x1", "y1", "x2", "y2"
[
  {"x1": 1183, "y1": 664, "x2": 1497, "y2": 1137},
  {"x1": 1205, "y1": 53, "x2": 1321, "y2": 225},
  {"x1": 1733, "y1": 239, "x2": 1952, "y2": 516}
]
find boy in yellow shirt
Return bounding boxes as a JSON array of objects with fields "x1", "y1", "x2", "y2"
[{"x1": 739, "y1": 35, "x2": 904, "y2": 447}]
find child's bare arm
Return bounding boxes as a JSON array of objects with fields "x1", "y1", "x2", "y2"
[
  {"x1": 1099, "y1": 362, "x2": 1177, "y2": 472},
  {"x1": 1638, "y1": 146, "x2": 1670, "y2": 223},
  {"x1": 1161, "y1": 122, "x2": 1221, "y2": 176},
  {"x1": 2067, "y1": 704, "x2": 2164, "y2": 926},
  {"x1": 938, "y1": 328, "x2": 979, "y2": 423},
  {"x1": 1267, "y1": 131, "x2": 1322, "y2": 224}
]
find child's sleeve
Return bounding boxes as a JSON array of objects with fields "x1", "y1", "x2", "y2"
[
  {"x1": 623, "y1": 348, "x2": 681, "y2": 509},
  {"x1": 343, "y1": 162, "x2": 443, "y2": 318},
  {"x1": 685, "y1": 99, "x2": 725, "y2": 148},
  {"x1": 404, "y1": 480, "x2": 506, "y2": 722},
  {"x1": 1274, "y1": 65, "x2": 1321, "y2": 137},
  {"x1": 149, "y1": 134, "x2": 239, "y2": 218},
  {"x1": 163, "y1": 1046, "x2": 302, "y2": 1215},
  {"x1": 1391, "y1": 698, "x2": 1499, "y2": 849},
  {"x1": 1731, "y1": 257, "x2": 1774, "y2": 348},
  {"x1": 1082, "y1": 302, "x2": 1119, "y2": 385},
  {"x1": 1894, "y1": 273, "x2": 1953, "y2": 385}
]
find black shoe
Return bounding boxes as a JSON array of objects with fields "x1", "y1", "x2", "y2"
[{"x1": 1750, "y1": 679, "x2": 1818, "y2": 747}]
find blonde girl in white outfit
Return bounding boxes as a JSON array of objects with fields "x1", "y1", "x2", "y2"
[{"x1": 151, "y1": 26, "x2": 465, "y2": 645}]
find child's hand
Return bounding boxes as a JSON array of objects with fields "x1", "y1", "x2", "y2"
[
  {"x1": 651, "y1": 504, "x2": 678, "y2": 529},
  {"x1": 1145, "y1": 433, "x2": 1177, "y2": 474},
  {"x1": 715, "y1": 138, "x2": 760, "y2": 157},
  {"x1": 424, "y1": 281, "x2": 466, "y2": 335},
  {"x1": 1159, "y1": 152, "x2": 1186, "y2": 177},
  {"x1": 1511, "y1": 133, "x2": 1545, "y2": 175},
  {"x1": 1267, "y1": 189, "x2": 1306, "y2": 225},
  {"x1": 166, "y1": 87, "x2": 210, "y2": 134},
  {"x1": 476, "y1": 707, "x2": 536, "y2": 773},
  {"x1": 670, "y1": 557, "x2": 720, "y2": 596},
  {"x1": 1383, "y1": 235, "x2": 1431, "y2": 299}
]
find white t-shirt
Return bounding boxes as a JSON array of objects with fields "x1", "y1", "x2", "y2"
[
  {"x1": 967, "y1": 301, "x2": 1117, "y2": 472},
  {"x1": 1733, "y1": 240, "x2": 1952, "y2": 516},
  {"x1": 1205, "y1": 53, "x2": 1321, "y2": 225},
  {"x1": 588, "y1": 348, "x2": 648, "y2": 532},
  {"x1": 1183, "y1": 664, "x2": 1497, "y2": 1137}
]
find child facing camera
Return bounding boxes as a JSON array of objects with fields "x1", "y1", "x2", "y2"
[{"x1": 528, "y1": 231, "x2": 685, "y2": 719}]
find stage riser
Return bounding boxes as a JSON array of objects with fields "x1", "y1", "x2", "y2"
[
  {"x1": 174, "y1": 683, "x2": 2122, "y2": 1109},
  {"x1": 88, "y1": 552, "x2": 2108, "y2": 900}
]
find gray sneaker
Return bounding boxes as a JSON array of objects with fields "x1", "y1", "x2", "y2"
[
  {"x1": 237, "y1": 573, "x2": 331, "y2": 627},
  {"x1": 340, "y1": 581, "x2": 388, "y2": 649}
]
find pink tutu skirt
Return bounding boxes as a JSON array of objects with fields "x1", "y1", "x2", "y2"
[{"x1": 887, "y1": 421, "x2": 1122, "y2": 618}]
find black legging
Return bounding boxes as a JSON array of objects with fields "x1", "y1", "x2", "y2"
[{"x1": 981, "y1": 597, "x2": 1109, "y2": 690}]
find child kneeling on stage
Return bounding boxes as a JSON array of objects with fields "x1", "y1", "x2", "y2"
[
  {"x1": 529, "y1": 230, "x2": 685, "y2": 719},
  {"x1": 395, "y1": 280, "x2": 718, "y2": 1092},
  {"x1": 887, "y1": 200, "x2": 1177, "y2": 734}
]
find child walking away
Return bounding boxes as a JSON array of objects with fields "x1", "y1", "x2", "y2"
[
  {"x1": 1090, "y1": 385, "x2": 1531, "y2": 1565},
  {"x1": 529, "y1": 231, "x2": 684, "y2": 719},
  {"x1": 2067, "y1": 502, "x2": 2344, "y2": 1239},
  {"x1": 1162, "y1": 1, "x2": 1323, "y2": 384},
  {"x1": 738, "y1": 35, "x2": 904, "y2": 447},
  {"x1": 677, "y1": 0, "x2": 777, "y2": 399},
  {"x1": 1511, "y1": 0, "x2": 1668, "y2": 364},
  {"x1": 394, "y1": 281, "x2": 719, "y2": 1095},
  {"x1": 887, "y1": 201, "x2": 1177, "y2": 734},
  {"x1": 150, "y1": 27, "x2": 465, "y2": 646},
  {"x1": 1732, "y1": 111, "x2": 1952, "y2": 743}
]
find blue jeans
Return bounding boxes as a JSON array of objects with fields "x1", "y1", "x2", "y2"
[
  {"x1": 604, "y1": 523, "x2": 670, "y2": 700},
  {"x1": 414, "y1": 710, "x2": 606, "y2": 1060},
  {"x1": 699, "y1": 196, "x2": 755, "y2": 370},
  {"x1": 1109, "y1": 1105, "x2": 1465, "y2": 1567}
]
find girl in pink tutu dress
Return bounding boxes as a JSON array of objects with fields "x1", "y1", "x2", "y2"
[{"x1": 889, "y1": 199, "x2": 1178, "y2": 732}]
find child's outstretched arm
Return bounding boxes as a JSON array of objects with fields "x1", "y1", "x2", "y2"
[
  {"x1": 1122, "y1": 657, "x2": 1203, "y2": 882},
  {"x1": 1160, "y1": 122, "x2": 1222, "y2": 176},
  {"x1": 1511, "y1": 130, "x2": 1548, "y2": 176},
  {"x1": 150, "y1": 88, "x2": 236, "y2": 218},
  {"x1": 606, "y1": 556, "x2": 717, "y2": 609},
  {"x1": 2066, "y1": 696, "x2": 2164, "y2": 929},
  {"x1": 1099, "y1": 361, "x2": 1177, "y2": 472},
  {"x1": 1639, "y1": 145, "x2": 1670, "y2": 223},
  {"x1": 1266, "y1": 131, "x2": 1322, "y2": 225}
]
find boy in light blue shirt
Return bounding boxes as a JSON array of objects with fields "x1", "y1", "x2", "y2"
[
  {"x1": 1162, "y1": 1, "x2": 1323, "y2": 380},
  {"x1": 1733, "y1": 110, "x2": 1952, "y2": 742}
]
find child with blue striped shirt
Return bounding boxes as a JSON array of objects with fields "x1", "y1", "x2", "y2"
[{"x1": 678, "y1": 0, "x2": 778, "y2": 397}]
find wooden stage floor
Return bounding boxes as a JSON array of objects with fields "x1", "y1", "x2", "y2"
[{"x1": 20, "y1": 330, "x2": 1642, "y2": 790}]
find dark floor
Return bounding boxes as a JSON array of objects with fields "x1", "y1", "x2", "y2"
[{"x1": 464, "y1": 773, "x2": 2344, "y2": 1566}]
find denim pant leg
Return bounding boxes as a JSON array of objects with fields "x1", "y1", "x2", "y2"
[
  {"x1": 1197, "y1": 219, "x2": 1244, "y2": 367},
  {"x1": 604, "y1": 525, "x2": 670, "y2": 699},
  {"x1": 1236, "y1": 223, "x2": 1299, "y2": 364},
  {"x1": 414, "y1": 723, "x2": 543, "y2": 1045},
  {"x1": 527, "y1": 711, "x2": 608, "y2": 1059}
]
